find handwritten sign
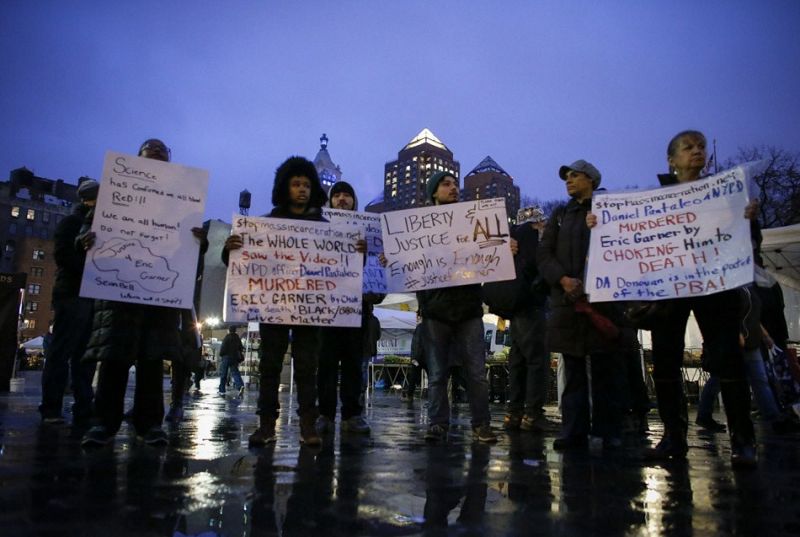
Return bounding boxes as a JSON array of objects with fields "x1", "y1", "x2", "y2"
[
  {"x1": 322, "y1": 208, "x2": 386, "y2": 294},
  {"x1": 80, "y1": 151, "x2": 208, "y2": 307},
  {"x1": 380, "y1": 198, "x2": 515, "y2": 292},
  {"x1": 223, "y1": 215, "x2": 363, "y2": 327},
  {"x1": 586, "y1": 167, "x2": 754, "y2": 302}
]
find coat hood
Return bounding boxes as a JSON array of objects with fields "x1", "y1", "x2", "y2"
[{"x1": 271, "y1": 156, "x2": 328, "y2": 209}]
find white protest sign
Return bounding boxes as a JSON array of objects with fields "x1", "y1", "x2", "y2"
[
  {"x1": 586, "y1": 167, "x2": 754, "y2": 302},
  {"x1": 380, "y1": 198, "x2": 515, "y2": 292},
  {"x1": 223, "y1": 215, "x2": 363, "y2": 327},
  {"x1": 322, "y1": 207, "x2": 386, "y2": 294},
  {"x1": 80, "y1": 151, "x2": 208, "y2": 307}
]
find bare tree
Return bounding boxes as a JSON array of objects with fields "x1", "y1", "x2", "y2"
[{"x1": 723, "y1": 146, "x2": 800, "y2": 228}]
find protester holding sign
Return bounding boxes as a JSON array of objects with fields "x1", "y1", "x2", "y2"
[
  {"x1": 586, "y1": 131, "x2": 758, "y2": 466},
  {"x1": 222, "y1": 156, "x2": 329, "y2": 447},
  {"x1": 316, "y1": 181, "x2": 376, "y2": 436},
  {"x1": 537, "y1": 160, "x2": 624, "y2": 451},
  {"x1": 416, "y1": 171, "x2": 501, "y2": 444},
  {"x1": 81, "y1": 138, "x2": 206, "y2": 447}
]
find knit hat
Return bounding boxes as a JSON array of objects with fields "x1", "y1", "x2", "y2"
[
  {"x1": 426, "y1": 171, "x2": 457, "y2": 202},
  {"x1": 516, "y1": 205, "x2": 546, "y2": 225},
  {"x1": 558, "y1": 159, "x2": 602, "y2": 188},
  {"x1": 328, "y1": 181, "x2": 358, "y2": 210},
  {"x1": 77, "y1": 179, "x2": 99, "y2": 201}
]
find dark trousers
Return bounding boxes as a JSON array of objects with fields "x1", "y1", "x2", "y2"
[
  {"x1": 318, "y1": 326, "x2": 363, "y2": 420},
  {"x1": 651, "y1": 291, "x2": 754, "y2": 444},
  {"x1": 170, "y1": 359, "x2": 192, "y2": 406},
  {"x1": 257, "y1": 324, "x2": 320, "y2": 420},
  {"x1": 94, "y1": 359, "x2": 164, "y2": 435},
  {"x1": 561, "y1": 352, "x2": 624, "y2": 440},
  {"x1": 621, "y1": 349, "x2": 650, "y2": 416},
  {"x1": 507, "y1": 308, "x2": 549, "y2": 417},
  {"x1": 39, "y1": 297, "x2": 95, "y2": 420}
]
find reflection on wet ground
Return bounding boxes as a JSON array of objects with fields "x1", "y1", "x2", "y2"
[{"x1": 2, "y1": 374, "x2": 799, "y2": 536}]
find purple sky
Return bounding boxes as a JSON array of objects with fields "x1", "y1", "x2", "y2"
[{"x1": 2, "y1": 1, "x2": 799, "y2": 220}]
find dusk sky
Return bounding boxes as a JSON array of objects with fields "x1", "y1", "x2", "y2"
[{"x1": 2, "y1": 1, "x2": 799, "y2": 220}]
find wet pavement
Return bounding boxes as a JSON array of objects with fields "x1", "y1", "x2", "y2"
[{"x1": 2, "y1": 372, "x2": 800, "y2": 537}]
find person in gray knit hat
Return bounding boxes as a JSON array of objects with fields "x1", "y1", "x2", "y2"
[{"x1": 38, "y1": 178, "x2": 100, "y2": 425}]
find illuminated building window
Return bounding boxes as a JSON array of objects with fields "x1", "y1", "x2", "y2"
[
  {"x1": 31, "y1": 267, "x2": 44, "y2": 277},
  {"x1": 32, "y1": 249, "x2": 45, "y2": 260},
  {"x1": 11, "y1": 206, "x2": 20, "y2": 218},
  {"x1": 27, "y1": 209, "x2": 35, "y2": 221},
  {"x1": 26, "y1": 302, "x2": 39, "y2": 312},
  {"x1": 28, "y1": 284, "x2": 41, "y2": 295}
]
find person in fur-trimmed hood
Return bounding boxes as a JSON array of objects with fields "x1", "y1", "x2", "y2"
[{"x1": 223, "y1": 156, "x2": 329, "y2": 447}]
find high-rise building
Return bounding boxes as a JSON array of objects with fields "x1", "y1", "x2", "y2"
[
  {"x1": 0, "y1": 167, "x2": 88, "y2": 339},
  {"x1": 378, "y1": 128, "x2": 460, "y2": 212},
  {"x1": 462, "y1": 156, "x2": 520, "y2": 222},
  {"x1": 313, "y1": 133, "x2": 343, "y2": 193}
]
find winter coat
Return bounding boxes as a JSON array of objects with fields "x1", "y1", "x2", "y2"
[
  {"x1": 482, "y1": 223, "x2": 546, "y2": 319},
  {"x1": 52, "y1": 203, "x2": 92, "y2": 303},
  {"x1": 417, "y1": 283, "x2": 483, "y2": 324},
  {"x1": 82, "y1": 301, "x2": 181, "y2": 364},
  {"x1": 219, "y1": 332, "x2": 244, "y2": 361},
  {"x1": 537, "y1": 197, "x2": 621, "y2": 355}
]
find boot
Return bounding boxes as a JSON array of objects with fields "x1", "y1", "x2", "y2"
[
  {"x1": 647, "y1": 380, "x2": 688, "y2": 460},
  {"x1": 249, "y1": 415, "x2": 276, "y2": 447},
  {"x1": 300, "y1": 415, "x2": 321, "y2": 446},
  {"x1": 720, "y1": 379, "x2": 756, "y2": 468}
]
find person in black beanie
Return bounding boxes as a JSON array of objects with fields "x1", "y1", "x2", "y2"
[{"x1": 316, "y1": 181, "x2": 376, "y2": 436}]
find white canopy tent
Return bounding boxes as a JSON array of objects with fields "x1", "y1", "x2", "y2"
[
  {"x1": 760, "y1": 223, "x2": 800, "y2": 341},
  {"x1": 22, "y1": 336, "x2": 45, "y2": 351}
]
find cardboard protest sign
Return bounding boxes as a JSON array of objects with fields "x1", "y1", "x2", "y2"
[
  {"x1": 80, "y1": 151, "x2": 208, "y2": 307},
  {"x1": 223, "y1": 215, "x2": 363, "y2": 327},
  {"x1": 586, "y1": 167, "x2": 754, "y2": 302},
  {"x1": 322, "y1": 208, "x2": 386, "y2": 294},
  {"x1": 380, "y1": 198, "x2": 515, "y2": 292}
]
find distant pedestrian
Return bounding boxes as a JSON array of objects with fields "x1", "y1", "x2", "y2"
[{"x1": 218, "y1": 326, "x2": 245, "y2": 397}]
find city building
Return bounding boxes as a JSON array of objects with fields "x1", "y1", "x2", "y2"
[
  {"x1": 0, "y1": 167, "x2": 88, "y2": 339},
  {"x1": 461, "y1": 156, "x2": 521, "y2": 222},
  {"x1": 379, "y1": 128, "x2": 460, "y2": 212},
  {"x1": 313, "y1": 133, "x2": 343, "y2": 193}
]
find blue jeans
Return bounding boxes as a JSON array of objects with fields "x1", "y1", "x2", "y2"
[
  {"x1": 698, "y1": 349, "x2": 781, "y2": 422},
  {"x1": 423, "y1": 317, "x2": 490, "y2": 427},
  {"x1": 218, "y1": 355, "x2": 244, "y2": 393}
]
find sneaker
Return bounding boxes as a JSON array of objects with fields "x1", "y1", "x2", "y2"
[
  {"x1": 472, "y1": 424, "x2": 498, "y2": 443},
  {"x1": 300, "y1": 417, "x2": 322, "y2": 446},
  {"x1": 249, "y1": 422, "x2": 277, "y2": 447},
  {"x1": 165, "y1": 404, "x2": 184, "y2": 423},
  {"x1": 552, "y1": 436, "x2": 588, "y2": 451},
  {"x1": 424, "y1": 424, "x2": 449, "y2": 443},
  {"x1": 141, "y1": 427, "x2": 168, "y2": 446},
  {"x1": 503, "y1": 414, "x2": 522, "y2": 430},
  {"x1": 341, "y1": 416, "x2": 371, "y2": 435},
  {"x1": 81, "y1": 426, "x2": 114, "y2": 448},
  {"x1": 316, "y1": 415, "x2": 335, "y2": 435},
  {"x1": 237, "y1": 385, "x2": 246, "y2": 398},
  {"x1": 695, "y1": 416, "x2": 727, "y2": 433}
]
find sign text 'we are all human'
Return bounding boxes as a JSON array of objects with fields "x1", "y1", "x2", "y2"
[
  {"x1": 586, "y1": 167, "x2": 754, "y2": 302},
  {"x1": 224, "y1": 216, "x2": 363, "y2": 327}
]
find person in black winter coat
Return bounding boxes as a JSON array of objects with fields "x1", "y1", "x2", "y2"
[
  {"x1": 81, "y1": 139, "x2": 203, "y2": 448},
  {"x1": 537, "y1": 159, "x2": 624, "y2": 451},
  {"x1": 223, "y1": 156, "x2": 330, "y2": 447},
  {"x1": 39, "y1": 179, "x2": 99, "y2": 425},
  {"x1": 483, "y1": 205, "x2": 551, "y2": 432},
  {"x1": 602, "y1": 130, "x2": 758, "y2": 467}
]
